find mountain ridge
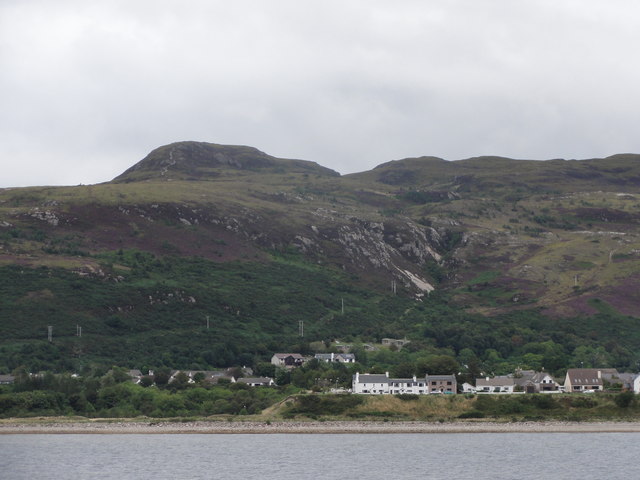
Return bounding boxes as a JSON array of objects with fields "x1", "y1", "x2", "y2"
[
  {"x1": 112, "y1": 141, "x2": 340, "y2": 183},
  {"x1": 2, "y1": 141, "x2": 640, "y2": 372}
]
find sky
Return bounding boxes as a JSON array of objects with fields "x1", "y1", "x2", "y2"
[{"x1": 2, "y1": 1, "x2": 640, "y2": 187}]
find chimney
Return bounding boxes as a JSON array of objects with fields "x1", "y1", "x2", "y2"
[{"x1": 385, "y1": 371, "x2": 389, "y2": 377}]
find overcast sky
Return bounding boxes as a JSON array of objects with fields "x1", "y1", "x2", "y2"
[{"x1": 2, "y1": 1, "x2": 640, "y2": 187}]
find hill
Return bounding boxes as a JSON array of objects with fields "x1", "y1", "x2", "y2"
[{"x1": 1, "y1": 142, "x2": 640, "y2": 375}]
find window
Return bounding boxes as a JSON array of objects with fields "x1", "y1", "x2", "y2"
[{"x1": 447, "y1": 381, "x2": 452, "y2": 385}]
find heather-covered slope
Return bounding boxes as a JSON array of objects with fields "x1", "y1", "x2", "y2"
[{"x1": 1, "y1": 142, "x2": 640, "y2": 373}]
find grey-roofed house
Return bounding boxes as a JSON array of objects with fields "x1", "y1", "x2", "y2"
[
  {"x1": 271, "y1": 353, "x2": 305, "y2": 368},
  {"x1": 601, "y1": 370, "x2": 638, "y2": 392},
  {"x1": 352, "y1": 372, "x2": 434, "y2": 395},
  {"x1": 235, "y1": 377, "x2": 275, "y2": 387},
  {"x1": 513, "y1": 370, "x2": 560, "y2": 393},
  {"x1": 381, "y1": 338, "x2": 410, "y2": 350},
  {"x1": 352, "y1": 372, "x2": 392, "y2": 394},
  {"x1": 387, "y1": 376, "x2": 428, "y2": 395},
  {"x1": 314, "y1": 353, "x2": 356, "y2": 363},
  {"x1": 128, "y1": 369, "x2": 143, "y2": 384},
  {"x1": 475, "y1": 376, "x2": 515, "y2": 394}
]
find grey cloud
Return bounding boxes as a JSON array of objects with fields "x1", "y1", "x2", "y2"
[{"x1": 2, "y1": 1, "x2": 640, "y2": 187}]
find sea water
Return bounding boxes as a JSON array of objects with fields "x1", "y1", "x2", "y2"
[{"x1": 2, "y1": 432, "x2": 638, "y2": 479}]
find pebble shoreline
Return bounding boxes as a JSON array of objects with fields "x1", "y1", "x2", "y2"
[{"x1": 2, "y1": 420, "x2": 640, "y2": 434}]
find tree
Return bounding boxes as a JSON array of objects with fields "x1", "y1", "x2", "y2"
[
  {"x1": 139, "y1": 375, "x2": 154, "y2": 388},
  {"x1": 416, "y1": 355, "x2": 459, "y2": 375},
  {"x1": 170, "y1": 372, "x2": 190, "y2": 390},
  {"x1": 392, "y1": 362, "x2": 416, "y2": 378},
  {"x1": 153, "y1": 367, "x2": 171, "y2": 387}
]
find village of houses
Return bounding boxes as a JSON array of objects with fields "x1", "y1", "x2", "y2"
[
  {"x1": 3, "y1": 338, "x2": 639, "y2": 397},
  {"x1": 100, "y1": 351, "x2": 640, "y2": 397}
]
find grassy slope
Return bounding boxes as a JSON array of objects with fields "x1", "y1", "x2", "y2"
[
  {"x1": 279, "y1": 392, "x2": 640, "y2": 422},
  {"x1": 2, "y1": 152, "x2": 640, "y2": 372}
]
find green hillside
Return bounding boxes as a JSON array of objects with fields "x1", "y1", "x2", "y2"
[{"x1": 2, "y1": 142, "x2": 640, "y2": 376}]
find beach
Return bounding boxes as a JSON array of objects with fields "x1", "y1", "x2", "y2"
[{"x1": 2, "y1": 419, "x2": 640, "y2": 434}]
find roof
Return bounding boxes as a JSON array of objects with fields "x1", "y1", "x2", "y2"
[
  {"x1": 273, "y1": 353, "x2": 304, "y2": 359},
  {"x1": 476, "y1": 376, "x2": 515, "y2": 387},
  {"x1": 237, "y1": 377, "x2": 273, "y2": 384},
  {"x1": 602, "y1": 372, "x2": 638, "y2": 384},
  {"x1": 565, "y1": 369, "x2": 604, "y2": 385},
  {"x1": 425, "y1": 374, "x2": 456, "y2": 381},
  {"x1": 388, "y1": 377, "x2": 419, "y2": 384},
  {"x1": 354, "y1": 374, "x2": 389, "y2": 383},
  {"x1": 513, "y1": 371, "x2": 558, "y2": 386},
  {"x1": 314, "y1": 353, "x2": 334, "y2": 360},
  {"x1": 315, "y1": 353, "x2": 356, "y2": 360}
]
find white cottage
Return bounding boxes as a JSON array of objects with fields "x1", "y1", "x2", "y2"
[
  {"x1": 352, "y1": 372, "x2": 391, "y2": 394},
  {"x1": 352, "y1": 372, "x2": 441, "y2": 395},
  {"x1": 475, "y1": 376, "x2": 515, "y2": 394}
]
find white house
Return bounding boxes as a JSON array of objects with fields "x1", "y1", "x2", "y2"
[
  {"x1": 234, "y1": 377, "x2": 275, "y2": 387},
  {"x1": 462, "y1": 382, "x2": 476, "y2": 394},
  {"x1": 388, "y1": 376, "x2": 428, "y2": 395},
  {"x1": 314, "y1": 353, "x2": 356, "y2": 363},
  {"x1": 352, "y1": 372, "x2": 449, "y2": 395},
  {"x1": 475, "y1": 376, "x2": 515, "y2": 394},
  {"x1": 352, "y1": 372, "x2": 392, "y2": 394}
]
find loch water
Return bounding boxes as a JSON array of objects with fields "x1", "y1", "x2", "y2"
[{"x1": 2, "y1": 432, "x2": 639, "y2": 479}]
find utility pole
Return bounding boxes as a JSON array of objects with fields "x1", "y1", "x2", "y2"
[
  {"x1": 391, "y1": 280, "x2": 397, "y2": 295},
  {"x1": 47, "y1": 326, "x2": 53, "y2": 343},
  {"x1": 76, "y1": 325, "x2": 82, "y2": 337},
  {"x1": 299, "y1": 320, "x2": 304, "y2": 337},
  {"x1": 341, "y1": 298, "x2": 344, "y2": 315},
  {"x1": 206, "y1": 315, "x2": 210, "y2": 330}
]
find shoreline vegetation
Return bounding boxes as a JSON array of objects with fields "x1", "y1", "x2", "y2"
[{"x1": 2, "y1": 418, "x2": 640, "y2": 435}]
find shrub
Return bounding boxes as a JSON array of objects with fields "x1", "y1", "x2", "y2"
[
  {"x1": 614, "y1": 391, "x2": 635, "y2": 408},
  {"x1": 458, "y1": 410, "x2": 485, "y2": 419},
  {"x1": 396, "y1": 394, "x2": 419, "y2": 402},
  {"x1": 569, "y1": 396, "x2": 598, "y2": 409},
  {"x1": 530, "y1": 394, "x2": 558, "y2": 410}
]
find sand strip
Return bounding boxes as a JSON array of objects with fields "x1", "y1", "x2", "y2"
[{"x1": 2, "y1": 420, "x2": 640, "y2": 434}]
